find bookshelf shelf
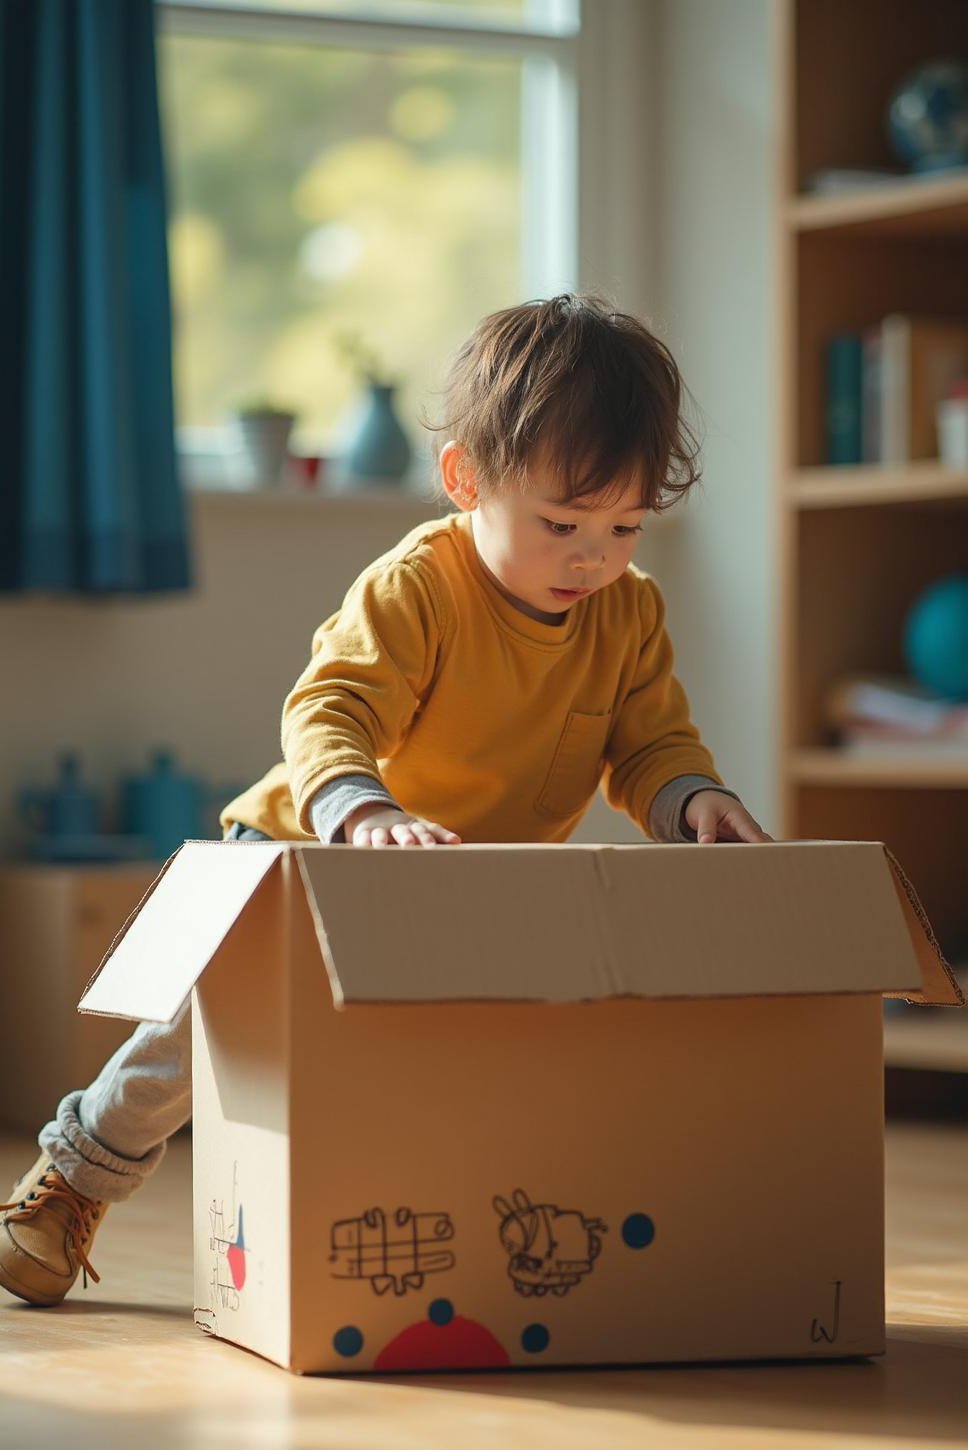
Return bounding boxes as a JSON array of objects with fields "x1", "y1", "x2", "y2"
[
  {"x1": 777, "y1": 0, "x2": 968, "y2": 1011},
  {"x1": 789, "y1": 463, "x2": 968, "y2": 509},
  {"x1": 790, "y1": 750, "x2": 968, "y2": 789},
  {"x1": 788, "y1": 169, "x2": 968, "y2": 239}
]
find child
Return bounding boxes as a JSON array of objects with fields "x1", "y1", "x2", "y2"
[{"x1": 0, "y1": 293, "x2": 771, "y2": 1308}]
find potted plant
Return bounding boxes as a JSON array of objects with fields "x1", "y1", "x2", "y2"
[{"x1": 231, "y1": 397, "x2": 298, "y2": 489}]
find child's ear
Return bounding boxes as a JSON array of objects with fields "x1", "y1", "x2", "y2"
[{"x1": 440, "y1": 441, "x2": 479, "y2": 511}]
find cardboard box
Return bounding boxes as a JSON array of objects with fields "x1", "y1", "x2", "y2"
[{"x1": 79, "y1": 840, "x2": 961, "y2": 1375}]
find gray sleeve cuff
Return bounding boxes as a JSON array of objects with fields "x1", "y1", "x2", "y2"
[
  {"x1": 648, "y1": 775, "x2": 742, "y2": 843},
  {"x1": 309, "y1": 775, "x2": 401, "y2": 844}
]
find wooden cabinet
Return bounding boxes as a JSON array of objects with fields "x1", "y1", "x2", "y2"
[
  {"x1": 776, "y1": 1, "x2": 968, "y2": 1073},
  {"x1": 0, "y1": 866, "x2": 157, "y2": 1132}
]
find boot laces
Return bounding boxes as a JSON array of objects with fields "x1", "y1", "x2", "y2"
[{"x1": 0, "y1": 1164, "x2": 102, "y2": 1288}]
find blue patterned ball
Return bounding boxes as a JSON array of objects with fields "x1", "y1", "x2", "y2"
[{"x1": 888, "y1": 63, "x2": 968, "y2": 173}]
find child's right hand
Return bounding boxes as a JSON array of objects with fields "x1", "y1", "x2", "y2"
[{"x1": 340, "y1": 804, "x2": 462, "y2": 848}]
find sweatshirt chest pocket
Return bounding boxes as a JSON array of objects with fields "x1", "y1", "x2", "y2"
[{"x1": 535, "y1": 710, "x2": 613, "y2": 818}]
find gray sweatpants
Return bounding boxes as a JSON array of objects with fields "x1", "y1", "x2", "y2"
[{"x1": 37, "y1": 824, "x2": 272, "y2": 1204}]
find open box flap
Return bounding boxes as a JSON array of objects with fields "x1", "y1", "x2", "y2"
[
  {"x1": 296, "y1": 840, "x2": 932, "y2": 1007},
  {"x1": 882, "y1": 848, "x2": 964, "y2": 1007},
  {"x1": 79, "y1": 841, "x2": 287, "y2": 1022}
]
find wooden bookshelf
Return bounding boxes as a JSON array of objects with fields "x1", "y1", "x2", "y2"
[
  {"x1": 788, "y1": 168, "x2": 968, "y2": 239},
  {"x1": 790, "y1": 462, "x2": 968, "y2": 509},
  {"x1": 776, "y1": 1, "x2": 968, "y2": 1074},
  {"x1": 790, "y1": 750, "x2": 968, "y2": 790}
]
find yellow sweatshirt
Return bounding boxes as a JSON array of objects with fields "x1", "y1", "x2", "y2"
[{"x1": 220, "y1": 511, "x2": 722, "y2": 843}]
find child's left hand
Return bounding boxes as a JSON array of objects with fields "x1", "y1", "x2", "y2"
[{"x1": 684, "y1": 790, "x2": 773, "y2": 845}]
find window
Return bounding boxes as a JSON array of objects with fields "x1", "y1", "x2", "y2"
[{"x1": 157, "y1": 1, "x2": 580, "y2": 466}]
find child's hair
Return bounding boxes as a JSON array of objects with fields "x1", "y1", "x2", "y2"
[{"x1": 424, "y1": 292, "x2": 703, "y2": 513}]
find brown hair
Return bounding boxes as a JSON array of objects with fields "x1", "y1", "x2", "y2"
[{"x1": 423, "y1": 293, "x2": 703, "y2": 512}]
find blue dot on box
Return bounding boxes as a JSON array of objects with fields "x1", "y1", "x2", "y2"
[
  {"x1": 428, "y1": 1297, "x2": 454, "y2": 1326},
  {"x1": 522, "y1": 1323, "x2": 550, "y2": 1353},
  {"x1": 622, "y1": 1213, "x2": 655, "y2": 1249},
  {"x1": 333, "y1": 1324, "x2": 364, "y2": 1357}
]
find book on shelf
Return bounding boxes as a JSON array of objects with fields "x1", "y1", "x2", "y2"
[
  {"x1": 824, "y1": 316, "x2": 968, "y2": 466},
  {"x1": 880, "y1": 315, "x2": 968, "y2": 464},
  {"x1": 824, "y1": 334, "x2": 863, "y2": 464},
  {"x1": 825, "y1": 674, "x2": 968, "y2": 735},
  {"x1": 861, "y1": 326, "x2": 882, "y2": 464},
  {"x1": 838, "y1": 726, "x2": 968, "y2": 759},
  {"x1": 804, "y1": 168, "x2": 906, "y2": 195}
]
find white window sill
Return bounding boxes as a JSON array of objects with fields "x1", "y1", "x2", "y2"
[{"x1": 186, "y1": 479, "x2": 439, "y2": 507}]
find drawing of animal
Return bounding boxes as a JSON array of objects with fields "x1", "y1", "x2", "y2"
[{"x1": 493, "y1": 1189, "x2": 606, "y2": 1297}]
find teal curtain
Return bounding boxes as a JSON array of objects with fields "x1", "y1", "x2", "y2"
[{"x1": 0, "y1": 0, "x2": 191, "y2": 594}]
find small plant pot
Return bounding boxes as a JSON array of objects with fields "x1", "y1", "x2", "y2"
[{"x1": 232, "y1": 410, "x2": 296, "y2": 489}]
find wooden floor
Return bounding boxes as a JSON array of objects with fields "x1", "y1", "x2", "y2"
[{"x1": 0, "y1": 1124, "x2": 965, "y2": 1450}]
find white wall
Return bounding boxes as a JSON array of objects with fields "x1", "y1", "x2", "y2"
[
  {"x1": 0, "y1": 496, "x2": 435, "y2": 854},
  {"x1": 574, "y1": 0, "x2": 778, "y2": 841},
  {"x1": 0, "y1": 0, "x2": 778, "y2": 855},
  {"x1": 642, "y1": 0, "x2": 778, "y2": 834}
]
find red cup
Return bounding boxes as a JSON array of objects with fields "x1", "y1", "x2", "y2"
[{"x1": 288, "y1": 454, "x2": 322, "y2": 490}]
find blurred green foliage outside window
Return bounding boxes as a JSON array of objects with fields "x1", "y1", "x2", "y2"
[{"x1": 158, "y1": 23, "x2": 526, "y2": 463}]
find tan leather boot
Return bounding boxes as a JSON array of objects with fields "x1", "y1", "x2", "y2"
[{"x1": 0, "y1": 1153, "x2": 107, "y2": 1306}]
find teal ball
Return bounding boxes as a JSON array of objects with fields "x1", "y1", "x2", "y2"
[{"x1": 903, "y1": 576, "x2": 968, "y2": 701}]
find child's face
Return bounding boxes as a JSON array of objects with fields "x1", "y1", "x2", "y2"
[{"x1": 440, "y1": 442, "x2": 646, "y2": 625}]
